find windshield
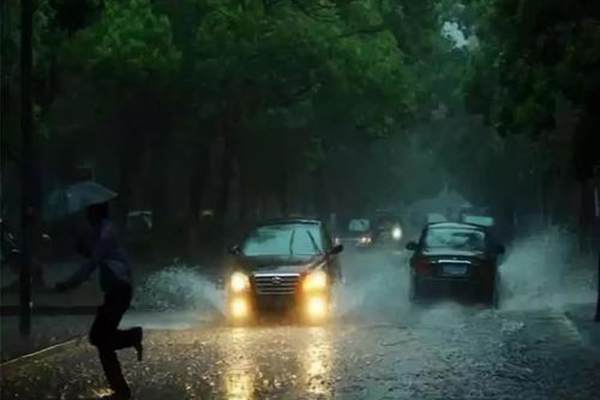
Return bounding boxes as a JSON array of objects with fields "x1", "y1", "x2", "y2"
[
  {"x1": 424, "y1": 228, "x2": 486, "y2": 252},
  {"x1": 461, "y1": 215, "x2": 495, "y2": 227},
  {"x1": 348, "y1": 219, "x2": 371, "y2": 232},
  {"x1": 241, "y1": 224, "x2": 323, "y2": 257}
]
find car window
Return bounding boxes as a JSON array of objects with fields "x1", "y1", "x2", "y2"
[
  {"x1": 241, "y1": 224, "x2": 323, "y2": 257},
  {"x1": 426, "y1": 213, "x2": 447, "y2": 223},
  {"x1": 461, "y1": 215, "x2": 495, "y2": 227},
  {"x1": 424, "y1": 228, "x2": 486, "y2": 251},
  {"x1": 348, "y1": 219, "x2": 370, "y2": 232}
]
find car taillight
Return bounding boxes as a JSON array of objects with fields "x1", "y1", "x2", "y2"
[{"x1": 414, "y1": 259, "x2": 432, "y2": 275}]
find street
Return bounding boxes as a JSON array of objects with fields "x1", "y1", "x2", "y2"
[
  {"x1": 3, "y1": 1, "x2": 600, "y2": 399},
  {"x1": 1, "y1": 250, "x2": 599, "y2": 400}
]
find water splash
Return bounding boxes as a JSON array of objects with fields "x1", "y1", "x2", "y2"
[
  {"x1": 334, "y1": 250, "x2": 411, "y2": 322},
  {"x1": 133, "y1": 262, "x2": 225, "y2": 317},
  {"x1": 500, "y1": 226, "x2": 596, "y2": 311}
]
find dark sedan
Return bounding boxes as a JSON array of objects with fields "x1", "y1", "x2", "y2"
[
  {"x1": 406, "y1": 222, "x2": 505, "y2": 306},
  {"x1": 224, "y1": 218, "x2": 343, "y2": 323},
  {"x1": 333, "y1": 217, "x2": 375, "y2": 250}
]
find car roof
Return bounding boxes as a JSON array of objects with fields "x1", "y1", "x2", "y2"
[
  {"x1": 257, "y1": 218, "x2": 322, "y2": 227},
  {"x1": 426, "y1": 222, "x2": 486, "y2": 231}
]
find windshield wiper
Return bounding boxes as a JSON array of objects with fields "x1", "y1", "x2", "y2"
[
  {"x1": 289, "y1": 229, "x2": 296, "y2": 258},
  {"x1": 306, "y1": 230, "x2": 323, "y2": 255}
]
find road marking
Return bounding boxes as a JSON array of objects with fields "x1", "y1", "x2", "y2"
[{"x1": 0, "y1": 335, "x2": 84, "y2": 369}]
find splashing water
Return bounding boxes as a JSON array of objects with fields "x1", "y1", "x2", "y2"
[
  {"x1": 334, "y1": 250, "x2": 412, "y2": 322},
  {"x1": 500, "y1": 226, "x2": 596, "y2": 311},
  {"x1": 133, "y1": 263, "x2": 226, "y2": 317}
]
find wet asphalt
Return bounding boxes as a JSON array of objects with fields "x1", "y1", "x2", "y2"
[{"x1": 1, "y1": 250, "x2": 599, "y2": 400}]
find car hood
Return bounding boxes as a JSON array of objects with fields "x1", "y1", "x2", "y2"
[
  {"x1": 236, "y1": 255, "x2": 323, "y2": 274},
  {"x1": 421, "y1": 249, "x2": 487, "y2": 259}
]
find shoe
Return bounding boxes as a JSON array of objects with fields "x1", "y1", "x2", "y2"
[
  {"x1": 101, "y1": 391, "x2": 131, "y2": 400},
  {"x1": 133, "y1": 327, "x2": 143, "y2": 362}
]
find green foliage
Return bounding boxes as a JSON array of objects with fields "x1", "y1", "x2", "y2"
[
  {"x1": 61, "y1": 0, "x2": 181, "y2": 82},
  {"x1": 462, "y1": 0, "x2": 600, "y2": 180}
]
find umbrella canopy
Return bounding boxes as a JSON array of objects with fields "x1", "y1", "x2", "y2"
[{"x1": 44, "y1": 181, "x2": 117, "y2": 222}]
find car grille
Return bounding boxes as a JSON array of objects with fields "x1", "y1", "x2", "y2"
[{"x1": 253, "y1": 273, "x2": 300, "y2": 295}]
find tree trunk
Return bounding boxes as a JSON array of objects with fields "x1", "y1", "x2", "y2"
[
  {"x1": 279, "y1": 169, "x2": 289, "y2": 217},
  {"x1": 187, "y1": 143, "x2": 210, "y2": 256},
  {"x1": 19, "y1": 0, "x2": 34, "y2": 335},
  {"x1": 239, "y1": 168, "x2": 251, "y2": 227},
  {"x1": 313, "y1": 165, "x2": 328, "y2": 222},
  {"x1": 215, "y1": 129, "x2": 234, "y2": 235},
  {"x1": 595, "y1": 250, "x2": 599, "y2": 322}
]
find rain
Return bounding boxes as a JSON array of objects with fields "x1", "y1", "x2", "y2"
[{"x1": 1, "y1": 1, "x2": 600, "y2": 400}]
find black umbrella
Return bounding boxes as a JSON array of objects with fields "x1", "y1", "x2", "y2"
[{"x1": 44, "y1": 181, "x2": 117, "y2": 222}]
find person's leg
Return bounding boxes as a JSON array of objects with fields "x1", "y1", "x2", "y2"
[
  {"x1": 98, "y1": 347, "x2": 131, "y2": 399},
  {"x1": 110, "y1": 287, "x2": 143, "y2": 358},
  {"x1": 89, "y1": 290, "x2": 133, "y2": 397},
  {"x1": 113, "y1": 326, "x2": 142, "y2": 350},
  {"x1": 92, "y1": 288, "x2": 143, "y2": 356}
]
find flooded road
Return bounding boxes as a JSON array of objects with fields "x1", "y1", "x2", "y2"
[{"x1": 1, "y1": 250, "x2": 599, "y2": 400}]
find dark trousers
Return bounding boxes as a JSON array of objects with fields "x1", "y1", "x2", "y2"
[{"x1": 89, "y1": 285, "x2": 140, "y2": 395}]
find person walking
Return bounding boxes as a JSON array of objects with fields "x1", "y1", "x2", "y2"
[{"x1": 55, "y1": 202, "x2": 143, "y2": 400}]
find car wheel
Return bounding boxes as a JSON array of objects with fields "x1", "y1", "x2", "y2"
[
  {"x1": 482, "y1": 272, "x2": 500, "y2": 308},
  {"x1": 491, "y1": 273, "x2": 501, "y2": 309},
  {"x1": 409, "y1": 276, "x2": 421, "y2": 302}
]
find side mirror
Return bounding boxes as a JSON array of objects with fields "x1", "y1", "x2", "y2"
[
  {"x1": 406, "y1": 241, "x2": 418, "y2": 251},
  {"x1": 228, "y1": 245, "x2": 241, "y2": 255},
  {"x1": 330, "y1": 244, "x2": 344, "y2": 254},
  {"x1": 496, "y1": 245, "x2": 506, "y2": 254}
]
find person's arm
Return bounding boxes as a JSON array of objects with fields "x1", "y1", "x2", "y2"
[{"x1": 55, "y1": 226, "x2": 110, "y2": 292}]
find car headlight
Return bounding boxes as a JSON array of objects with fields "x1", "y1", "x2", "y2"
[
  {"x1": 230, "y1": 271, "x2": 250, "y2": 293},
  {"x1": 359, "y1": 236, "x2": 372, "y2": 244},
  {"x1": 306, "y1": 296, "x2": 328, "y2": 319},
  {"x1": 230, "y1": 297, "x2": 249, "y2": 318},
  {"x1": 392, "y1": 226, "x2": 402, "y2": 240},
  {"x1": 303, "y1": 270, "x2": 328, "y2": 291}
]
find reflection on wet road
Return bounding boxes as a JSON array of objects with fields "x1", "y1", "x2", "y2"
[
  {"x1": 1, "y1": 251, "x2": 599, "y2": 400},
  {"x1": 223, "y1": 329, "x2": 254, "y2": 400},
  {"x1": 2, "y1": 312, "x2": 599, "y2": 400}
]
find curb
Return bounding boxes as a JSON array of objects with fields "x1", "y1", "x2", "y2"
[
  {"x1": 0, "y1": 335, "x2": 85, "y2": 370},
  {"x1": 563, "y1": 310, "x2": 600, "y2": 348}
]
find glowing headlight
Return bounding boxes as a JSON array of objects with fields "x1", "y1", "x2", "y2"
[
  {"x1": 359, "y1": 236, "x2": 372, "y2": 244},
  {"x1": 230, "y1": 297, "x2": 249, "y2": 318},
  {"x1": 307, "y1": 296, "x2": 328, "y2": 319},
  {"x1": 303, "y1": 270, "x2": 328, "y2": 291},
  {"x1": 230, "y1": 271, "x2": 250, "y2": 293},
  {"x1": 392, "y1": 226, "x2": 402, "y2": 240}
]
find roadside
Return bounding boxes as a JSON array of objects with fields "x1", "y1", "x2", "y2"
[
  {"x1": 564, "y1": 302, "x2": 600, "y2": 347},
  {"x1": 0, "y1": 314, "x2": 93, "y2": 363},
  {"x1": 1, "y1": 259, "x2": 224, "y2": 363},
  {"x1": 0, "y1": 310, "x2": 216, "y2": 363}
]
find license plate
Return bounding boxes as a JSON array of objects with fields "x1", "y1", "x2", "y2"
[{"x1": 442, "y1": 265, "x2": 468, "y2": 276}]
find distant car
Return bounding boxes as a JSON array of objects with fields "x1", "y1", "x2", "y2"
[
  {"x1": 334, "y1": 218, "x2": 374, "y2": 249},
  {"x1": 372, "y1": 214, "x2": 405, "y2": 249},
  {"x1": 224, "y1": 218, "x2": 343, "y2": 323},
  {"x1": 406, "y1": 222, "x2": 505, "y2": 306},
  {"x1": 126, "y1": 210, "x2": 153, "y2": 234}
]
